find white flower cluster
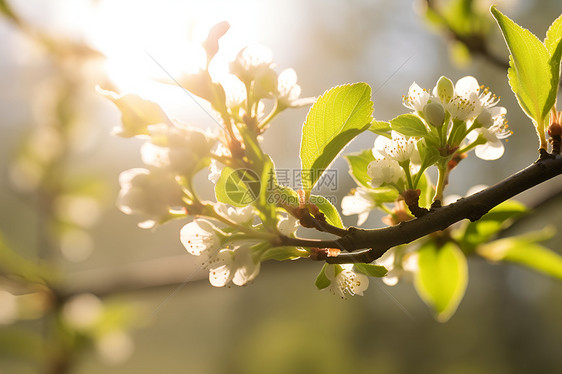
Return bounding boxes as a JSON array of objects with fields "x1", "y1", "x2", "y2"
[
  {"x1": 180, "y1": 205, "x2": 299, "y2": 287},
  {"x1": 367, "y1": 133, "x2": 421, "y2": 189},
  {"x1": 227, "y1": 45, "x2": 313, "y2": 111},
  {"x1": 404, "y1": 76, "x2": 511, "y2": 160},
  {"x1": 343, "y1": 76, "x2": 511, "y2": 230},
  {"x1": 102, "y1": 89, "x2": 215, "y2": 228},
  {"x1": 117, "y1": 168, "x2": 183, "y2": 229}
]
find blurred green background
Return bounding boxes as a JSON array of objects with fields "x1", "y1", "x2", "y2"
[{"x1": 1, "y1": 0, "x2": 562, "y2": 373}]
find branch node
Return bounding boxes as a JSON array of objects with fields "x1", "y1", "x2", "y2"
[
  {"x1": 401, "y1": 189, "x2": 430, "y2": 218},
  {"x1": 538, "y1": 148, "x2": 555, "y2": 161}
]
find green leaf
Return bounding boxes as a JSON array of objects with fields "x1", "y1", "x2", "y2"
[
  {"x1": 266, "y1": 184, "x2": 300, "y2": 208},
  {"x1": 215, "y1": 167, "x2": 260, "y2": 207},
  {"x1": 315, "y1": 264, "x2": 331, "y2": 290},
  {"x1": 545, "y1": 14, "x2": 562, "y2": 96},
  {"x1": 311, "y1": 195, "x2": 343, "y2": 228},
  {"x1": 300, "y1": 83, "x2": 373, "y2": 192},
  {"x1": 369, "y1": 120, "x2": 392, "y2": 137},
  {"x1": 545, "y1": 14, "x2": 562, "y2": 56},
  {"x1": 354, "y1": 263, "x2": 387, "y2": 278},
  {"x1": 478, "y1": 231, "x2": 562, "y2": 280},
  {"x1": 416, "y1": 172, "x2": 434, "y2": 209},
  {"x1": 390, "y1": 114, "x2": 429, "y2": 137},
  {"x1": 417, "y1": 138, "x2": 441, "y2": 170},
  {"x1": 491, "y1": 6, "x2": 553, "y2": 147},
  {"x1": 460, "y1": 200, "x2": 527, "y2": 251},
  {"x1": 369, "y1": 187, "x2": 400, "y2": 204},
  {"x1": 344, "y1": 149, "x2": 375, "y2": 188},
  {"x1": 260, "y1": 246, "x2": 309, "y2": 262},
  {"x1": 415, "y1": 241, "x2": 468, "y2": 322}
]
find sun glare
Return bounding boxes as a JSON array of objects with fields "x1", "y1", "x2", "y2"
[{"x1": 83, "y1": 0, "x2": 263, "y2": 120}]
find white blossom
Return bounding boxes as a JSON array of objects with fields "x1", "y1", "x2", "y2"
[
  {"x1": 180, "y1": 219, "x2": 221, "y2": 256},
  {"x1": 141, "y1": 124, "x2": 211, "y2": 174},
  {"x1": 180, "y1": 218, "x2": 261, "y2": 287},
  {"x1": 373, "y1": 134, "x2": 418, "y2": 163},
  {"x1": 208, "y1": 159, "x2": 222, "y2": 184},
  {"x1": 277, "y1": 214, "x2": 299, "y2": 236},
  {"x1": 375, "y1": 248, "x2": 418, "y2": 286},
  {"x1": 446, "y1": 94, "x2": 481, "y2": 121},
  {"x1": 276, "y1": 68, "x2": 315, "y2": 108},
  {"x1": 116, "y1": 168, "x2": 182, "y2": 228},
  {"x1": 230, "y1": 45, "x2": 276, "y2": 96},
  {"x1": 208, "y1": 244, "x2": 260, "y2": 287},
  {"x1": 341, "y1": 187, "x2": 375, "y2": 226},
  {"x1": 445, "y1": 76, "x2": 501, "y2": 121},
  {"x1": 403, "y1": 82, "x2": 431, "y2": 112},
  {"x1": 326, "y1": 264, "x2": 369, "y2": 299},
  {"x1": 467, "y1": 106, "x2": 512, "y2": 160},
  {"x1": 367, "y1": 159, "x2": 405, "y2": 187},
  {"x1": 214, "y1": 203, "x2": 254, "y2": 224},
  {"x1": 232, "y1": 45, "x2": 273, "y2": 73}
]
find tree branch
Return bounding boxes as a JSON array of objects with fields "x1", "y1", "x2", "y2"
[{"x1": 282, "y1": 156, "x2": 562, "y2": 263}]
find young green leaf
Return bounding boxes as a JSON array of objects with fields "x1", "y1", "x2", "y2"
[
  {"x1": 344, "y1": 149, "x2": 375, "y2": 188},
  {"x1": 414, "y1": 241, "x2": 468, "y2": 323},
  {"x1": 390, "y1": 114, "x2": 429, "y2": 137},
  {"x1": 545, "y1": 14, "x2": 562, "y2": 95},
  {"x1": 354, "y1": 263, "x2": 387, "y2": 278},
  {"x1": 260, "y1": 246, "x2": 309, "y2": 262},
  {"x1": 545, "y1": 14, "x2": 562, "y2": 55},
  {"x1": 477, "y1": 231, "x2": 562, "y2": 280},
  {"x1": 416, "y1": 172, "x2": 434, "y2": 209},
  {"x1": 459, "y1": 200, "x2": 527, "y2": 252},
  {"x1": 300, "y1": 83, "x2": 373, "y2": 192},
  {"x1": 369, "y1": 120, "x2": 392, "y2": 138},
  {"x1": 491, "y1": 6, "x2": 554, "y2": 149},
  {"x1": 369, "y1": 187, "x2": 400, "y2": 204},
  {"x1": 311, "y1": 195, "x2": 344, "y2": 228},
  {"x1": 315, "y1": 264, "x2": 331, "y2": 290}
]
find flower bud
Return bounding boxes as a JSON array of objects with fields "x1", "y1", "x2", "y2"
[
  {"x1": 422, "y1": 102, "x2": 445, "y2": 128},
  {"x1": 548, "y1": 111, "x2": 562, "y2": 136},
  {"x1": 434, "y1": 76, "x2": 454, "y2": 104}
]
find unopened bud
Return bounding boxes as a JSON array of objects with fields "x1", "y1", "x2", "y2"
[
  {"x1": 548, "y1": 111, "x2": 562, "y2": 136},
  {"x1": 423, "y1": 102, "x2": 445, "y2": 128},
  {"x1": 435, "y1": 76, "x2": 454, "y2": 104}
]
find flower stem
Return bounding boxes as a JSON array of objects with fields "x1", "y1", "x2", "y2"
[
  {"x1": 457, "y1": 136, "x2": 486, "y2": 154},
  {"x1": 258, "y1": 99, "x2": 280, "y2": 130},
  {"x1": 401, "y1": 161, "x2": 414, "y2": 189},
  {"x1": 434, "y1": 160, "x2": 449, "y2": 203}
]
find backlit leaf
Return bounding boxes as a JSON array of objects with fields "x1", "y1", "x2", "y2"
[
  {"x1": 415, "y1": 241, "x2": 468, "y2": 322},
  {"x1": 300, "y1": 83, "x2": 373, "y2": 192}
]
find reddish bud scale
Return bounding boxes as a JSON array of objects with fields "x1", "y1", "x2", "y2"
[{"x1": 548, "y1": 112, "x2": 562, "y2": 155}]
